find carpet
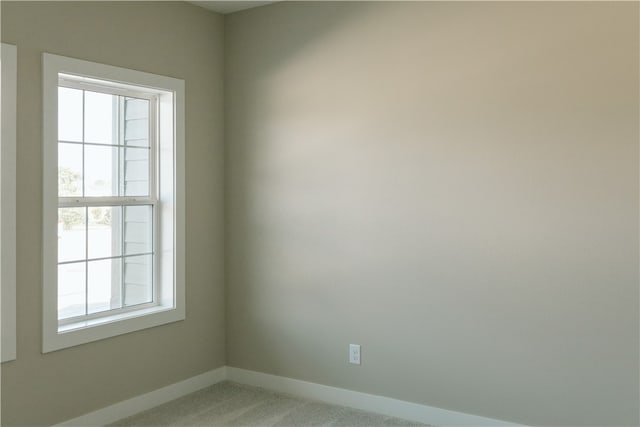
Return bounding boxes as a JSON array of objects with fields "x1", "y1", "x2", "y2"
[{"x1": 108, "y1": 381, "x2": 429, "y2": 426}]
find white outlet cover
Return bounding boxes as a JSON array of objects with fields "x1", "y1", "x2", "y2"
[{"x1": 349, "y1": 344, "x2": 361, "y2": 365}]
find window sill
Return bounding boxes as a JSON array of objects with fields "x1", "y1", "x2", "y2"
[
  {"x1": 44, "y1": 303, "x2": 185, "y2": 353},
  {"x1": 59, "y1": 304, "x2": 173, "y2": 333}
]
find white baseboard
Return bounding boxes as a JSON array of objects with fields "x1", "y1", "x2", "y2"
[
  {"x1": 56, "y1": 365, "x2": 524, "y2": 427},
  {"x1": 55, "y1": 366, "x2": 228, "y2": 427},
  {"x1": 227, "y1": 367, "x2": 523, "y2": 427}
]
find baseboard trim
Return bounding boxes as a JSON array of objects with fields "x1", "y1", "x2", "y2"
[
  {"x1": 227, "y1": 367, "x2": 523, "y2": 427},
  {"x1": 56, "y1": 366, "x2": 524, "y2": 427},
  {"x1": 55, "y1": 366, "x2": 228, "y2": 427}
]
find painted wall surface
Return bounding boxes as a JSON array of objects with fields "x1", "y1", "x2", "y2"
[
  {"x1": 225, "y1": 3, "x2": 639, "y2": 426},
  {"x1": 1, "y1": 2, "x2": 225, "y2": 425}
]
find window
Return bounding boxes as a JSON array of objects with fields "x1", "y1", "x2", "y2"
[
  {"x1": 1, "y1": 43, "x2": 17, "y2": 362},
  {"x1": 43, "y1": 53, "x2": 185, "y2": 352}
]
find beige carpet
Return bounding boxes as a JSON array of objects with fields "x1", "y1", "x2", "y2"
[{"x1": 109, "y1": 381, "x2": 429, "y2": 426}]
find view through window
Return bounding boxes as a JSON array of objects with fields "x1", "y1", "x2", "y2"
[{"x1": 57, "y1": 82, "x2": 156, "y2": 323}]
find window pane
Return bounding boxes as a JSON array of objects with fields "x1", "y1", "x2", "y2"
[
  {"x1": 124, "y1": 97, "x2": 149, "y2": 147},
  {"x1": 122, "y1": 147, "x2": 149, "y2": 196},
  {"x1": 88, "y1": 258, "x2": 121, "y2": 314},
  {"x1": 58, "y1": 87, "x2": 83, "y2": 142},
  {"x1": 124, "y1": 205, "x2": 152, "y2": 255},
  {"x1": 124, "y1": 97, "x2": 148, "y2": 120},
  {"x1": 84, "y1": 91, "x2": 115, "y2": 144},
  {"x1": 124, "y1": 119, "x2": 148, "y2": 143},
  {"x1": 85, "y1": 145, "x2": 118, "y2": 197},
  {"x1": 58, "y1": 143, "x2": 83, "y2": 197},
  {"x1": 88, "y1": 206, "x2": 121, "y2": 259},
  {"x1": 123, "y1": 255, "x2": 152, "y2": 306},
  {"x1": 58, "y1": 207, "x2": 86, "y2": 263},
  {"x1": 58, "y1": 262, "x2": 86, "y2": 320}
]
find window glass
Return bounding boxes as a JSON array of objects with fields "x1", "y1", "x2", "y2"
[
  {"x1": 122, "y1": 147, "x2": 150, "y2": 196},
  {"x1": 124, "y1": 97, "x2": 149, "y2": 147},
  {"x1": 84, "y1": 91, "x2": 115, "y2": 144},
  {"x1": 58, "y1": 207, "x2": 86, "y2": 263},
  {"x1": 58, "y1": 143, "x2": 83, "y2": 197},
  {"x1": 123, "y1": 254, "x2": 153, "y2": 306},
  {"x1": 88, "y1": 206, "x2": 121, "y2": 259},
  {"x1": 84, "y1": 145, "x2": 117, "y2": 197},
  {"x1": 58, "y1": 87, "x2": 83, "y2": 142},
  {"x1": 88, "y1": 258, "x2": 122, "y2": 314},
  {"x1": 56, "y1": 86, "x2": 153, "y2": 320},
  {"x1": 58, "y1": 262, "x2": 86, "y2": 320},
  {"x1": 124, "y1": 205, "x2": 153, "y2": 255}
]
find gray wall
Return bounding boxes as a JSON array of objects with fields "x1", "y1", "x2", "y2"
[
  {"x1": 1, "y1": 2, "x2": 225, "y2": 425},
  {"x1": 2, "y1": 2, "x2": 638, "y2": 426},
  {"x1": 225, "y1": 2, "x2": 639, "y2": 426}
]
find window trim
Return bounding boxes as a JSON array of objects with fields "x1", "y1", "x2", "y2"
[
  {"x1": 42, "y1": 53, "x2": 185, "y2": 353},
  {"x1": 1, "y1": 43, "x2": 18, "y2": 363}
]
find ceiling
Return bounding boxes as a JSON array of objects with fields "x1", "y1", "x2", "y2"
[{"x1": 188, "y1": 1, "x2": 276, "y2": 14}]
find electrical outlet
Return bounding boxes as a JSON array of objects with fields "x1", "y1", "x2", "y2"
[{"x1": 349, "y1": 344, "x2": 361, "y2": 365}]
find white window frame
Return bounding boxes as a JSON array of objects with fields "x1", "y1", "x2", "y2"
[
  {"x1": 1, "y1": 43, "x2": 18, "y2": 362},
  {"x1": 42, "y1": 53, "x2": 185, "y2": 353}
]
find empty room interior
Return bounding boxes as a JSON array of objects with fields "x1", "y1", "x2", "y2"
[{"x1": 1, "y1": 1, "x2": 638, "y2": 426}]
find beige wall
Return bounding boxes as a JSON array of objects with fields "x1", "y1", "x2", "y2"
[
  {"x1": 2, "y1": 2, "x2": 638, "y2": 426},
  {"x1": 225, "y1": 2, "x2": 639, "y2": 426},
  {"x1": 0, "y1": 2, "x2": 225, "y2": 425}
]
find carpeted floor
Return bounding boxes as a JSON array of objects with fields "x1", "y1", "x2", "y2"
[{"x1": 109, "y1": 381, "x2": 429, "y2": 426}]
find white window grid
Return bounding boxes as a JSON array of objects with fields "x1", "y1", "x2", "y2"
[{"x1": 57, "y1": 77, "x2": 161, "y2": 326}]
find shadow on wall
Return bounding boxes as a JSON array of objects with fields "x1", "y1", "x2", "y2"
[
  {"x1": 225, "y1": 2, "x2": 639, "y2": 426},
  {"x1": 225, "y1": 2, "x2": 367, "y2": 376}
]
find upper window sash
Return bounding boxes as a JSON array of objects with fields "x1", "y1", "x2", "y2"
[{"x1": 56, "y1": 80, "x2": 158, "y2": 201}]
